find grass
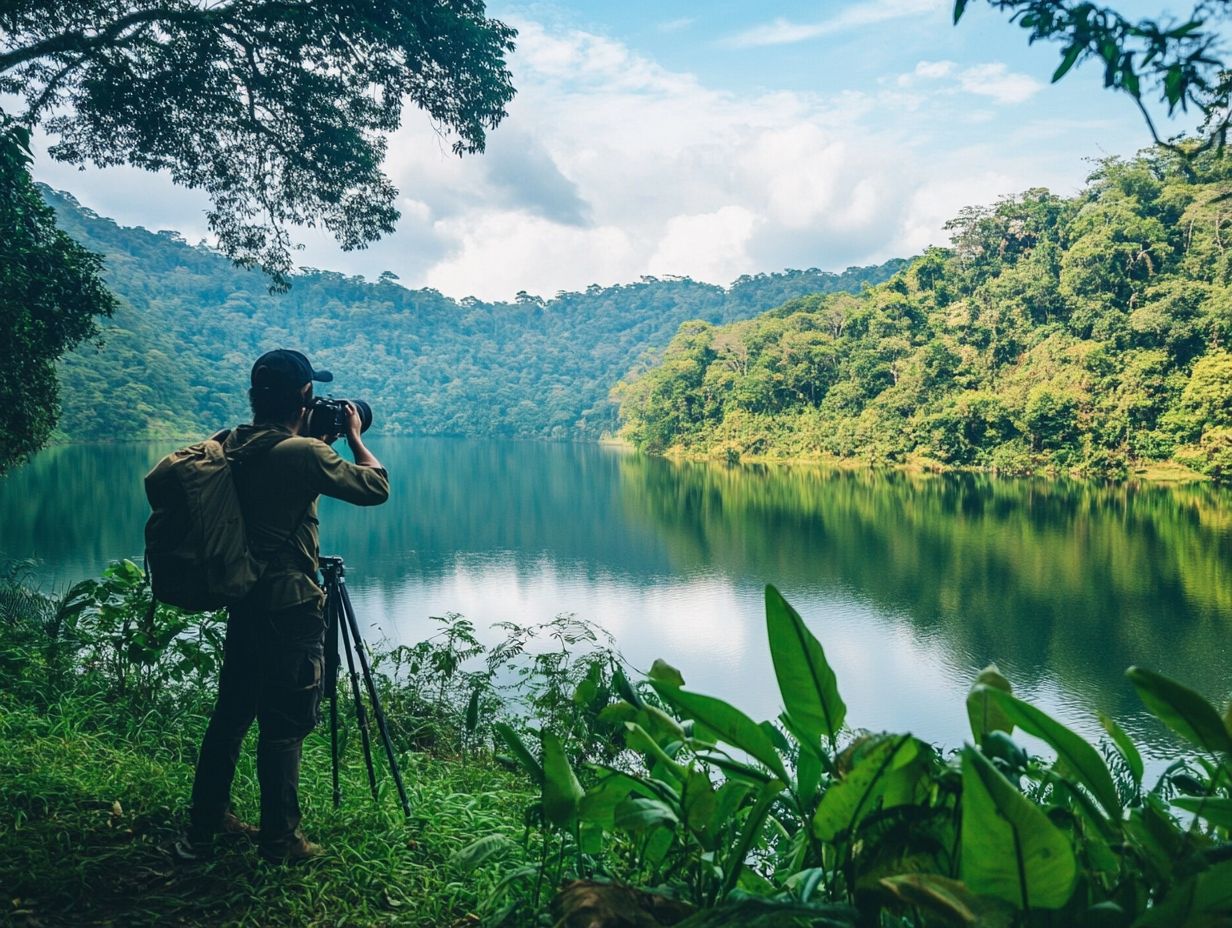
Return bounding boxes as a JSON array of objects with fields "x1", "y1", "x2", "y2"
[{"x1": 0, "y1": 689, "x2": 534, "y2": 927}]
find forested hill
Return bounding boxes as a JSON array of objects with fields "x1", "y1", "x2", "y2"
[
  {"x1": 44, "y1": 186, "x2": 906, "y2": 442},
  {"x1": 615, "y1": 150, "x2": 1232, "y2": 482}
]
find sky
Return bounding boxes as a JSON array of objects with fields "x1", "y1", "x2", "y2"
[{"x1": 28, "y1": 0, "x2": 1214, "y2": 301}]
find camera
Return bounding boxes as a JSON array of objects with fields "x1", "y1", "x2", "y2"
[{"x1": 305, "y1": 397, "x2": 373, "y2": 441}]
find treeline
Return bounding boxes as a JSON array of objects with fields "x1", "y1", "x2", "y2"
[
  {"x1": 615, "y1": 149, "x2": 1232, "y2": 481},
  {"x1": 43, "y1": 185, "x2": 904, "y2": 442}
]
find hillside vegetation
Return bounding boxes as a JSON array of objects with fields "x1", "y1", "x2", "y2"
[
  {"x1": 615, "y1": 150, "x2": 1232, "y2": 482},
  {"x1": 44, "y1": 186, "x2": 903, "y2": 443}
]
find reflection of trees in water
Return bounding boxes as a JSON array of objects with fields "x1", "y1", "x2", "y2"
[
  {"x1": 0, "y1": 439, "x2": 675, "y2": 587},
  {"x1": 5, "y1": 439, "x2": 1230, "y2": 718},
  {"x1": 617, "y1": 455, "x2": 1232, "y2": 711},
  {"x1": 0, "y1": 442, "x2": 176, "y2": 585}
]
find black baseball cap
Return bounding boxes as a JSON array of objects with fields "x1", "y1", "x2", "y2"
[{"x1": 250, "y1": 349, "x2": 333, "y2": 390}]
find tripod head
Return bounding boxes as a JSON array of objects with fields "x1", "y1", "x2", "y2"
[{"x1": 320, "y1": 555, "x2": 345, "y2": 582}]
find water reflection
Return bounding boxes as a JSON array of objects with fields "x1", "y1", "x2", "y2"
[{"x1": 2, "y1": 438, "x2": 1230, "y2": 757}]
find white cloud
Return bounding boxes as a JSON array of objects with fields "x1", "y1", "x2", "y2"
[
  {"x1": 424, "y1": 211, "x2": 637, "y2": 300},
  {"x1": 958, "y1": 62, "x2": 1043, "y2": 104},
  {"x1": 648, "y1": 207, "x2": 761, "y2": 282},
  {"x1": 725, "y1": 0, "x2": 945, "y2": 48},
  {"x1": 28, "y1": 14, "x2": 1087, "y2": 300},
  {"x1": 898, "y1": 58, "x2": 1042, "y2": 104}
]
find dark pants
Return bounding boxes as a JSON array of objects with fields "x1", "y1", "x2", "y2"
[{"x1": 189, "y1": 601, "x2": 325, "y2": 848}]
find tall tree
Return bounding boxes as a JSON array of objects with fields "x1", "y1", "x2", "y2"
[{"x1": 0, "y1": 119, "x2": 116, "y2": 474}]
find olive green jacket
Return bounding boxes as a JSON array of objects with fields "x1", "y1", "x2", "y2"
[{"x1": 224, "y1": 424, "x2": 389, "y2": 611}]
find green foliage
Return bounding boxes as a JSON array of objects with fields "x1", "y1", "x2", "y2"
[
  {"x1": 34, "y1": 185, "x2": 904, "y2": 446},
  {"x1": 0, "y1": 1, "x2": 517, "y2": 284},
  {"x1": 0, "y1": 119, "x2": 115, "y2": 475},
  {"x1": 493, "y1": 584, "x2": 1232, "y2": 927},
  {"x1": 618, "y1": 149, "x2": 1232, "y2": 483}
]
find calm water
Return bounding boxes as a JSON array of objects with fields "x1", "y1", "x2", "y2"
[{"x1": 3, "y1": 437, "x2": 1231, "y2": 758}]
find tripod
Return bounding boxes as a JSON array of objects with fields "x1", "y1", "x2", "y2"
[{"x1": 320, "y1": 556, "x2": 411, "y2": 817}]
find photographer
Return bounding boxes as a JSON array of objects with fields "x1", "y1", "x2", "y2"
[{"x1": 176, "y1": 349, "x2": 388, "y2": 863}]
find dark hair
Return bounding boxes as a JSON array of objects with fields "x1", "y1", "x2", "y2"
[{"x1": 249, "y1": 383, "x2": 309, "y2": 424}]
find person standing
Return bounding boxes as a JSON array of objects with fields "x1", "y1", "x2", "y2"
[{"x1": 175, "y1": 349, "x2": 389, "y2": 863}]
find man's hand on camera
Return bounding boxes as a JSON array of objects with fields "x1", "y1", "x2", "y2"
[
  {"x1": 342, "y1": 402, "x2": 382, "y2": 469},
  {"x1": 343, "y1": 402, "x2": 364, "y2": 443}
]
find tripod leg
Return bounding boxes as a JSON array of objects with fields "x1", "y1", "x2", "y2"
[
  {"x1": 326, "y1": 586, "x2": 342, "y2": 809},
  {"x1": 338, "y1": 602, "x2": 380, "y2": 800},
  {"x1": 339, "y1": 580, "x2": 412, "y2": 817}
]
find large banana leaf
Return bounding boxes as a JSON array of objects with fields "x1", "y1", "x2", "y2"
[
  {"x1": 976, "y1": 686, "x2": 1121, "y2": 818},
  {"x1": 966, "y1": 664, "x2": 1013, "y2": 741},
  {"x1": 651, "y1": 680, "x2": 790, "y2": 782},
  {"x1": 1127, "y1": 667, "x2": 1232, "y2": 755},
  {"x1": 813, "y1": 734, "x2": 918, "y2": 841},
  {"x1": 764, "y1": 585, "x2": 845, "y2": 749},
  {"x1": 961, "y1": 746, "x2": 1077, "y2": 910}
]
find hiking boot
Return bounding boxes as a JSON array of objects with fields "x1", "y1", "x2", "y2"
[
  {"x1": 171, "y1": 810, "x2": 257, "y2": 862},
  {"x1": 259, "y1": 833, "x2": 325, "y2": 864},
  {"x1": 170, "y1": 832, "x2": 213, "y2": 864},
  {"x1": 219, "y1": 811, "x2": 259, "y2": 841}
]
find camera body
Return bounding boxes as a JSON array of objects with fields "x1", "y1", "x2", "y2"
[{"x1": 305, "y1": 397, "x2": 373, "y2": 441}]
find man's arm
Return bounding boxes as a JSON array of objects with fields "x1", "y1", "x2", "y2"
[{"x1": 307, "y1": 402, "x2": 389, "y2": 505}]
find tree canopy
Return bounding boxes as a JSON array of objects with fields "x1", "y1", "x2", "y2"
[{"x1": 0, "y1": 1, "x2": 517, "y2": 284}]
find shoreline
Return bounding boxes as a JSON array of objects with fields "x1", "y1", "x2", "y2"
[
  {"x1": 652, "y1": 446, "x2": 1210, "y2": 484},
  {"x1": 33, "y1": 433, "x2": 1213, "y2": 486}
]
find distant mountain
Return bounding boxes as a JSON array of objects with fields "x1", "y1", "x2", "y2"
[{"x1": 45, "y1": 185, "x2": 908, "y2": 441}]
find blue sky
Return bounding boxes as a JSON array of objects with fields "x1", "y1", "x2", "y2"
[{"x1": 30, "y1": 0, "x2": 1213, "y2": 300}]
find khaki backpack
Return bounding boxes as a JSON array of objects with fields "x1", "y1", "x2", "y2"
[{"x1": 144, "y1": 430, "x2": 288, "y2": 611}]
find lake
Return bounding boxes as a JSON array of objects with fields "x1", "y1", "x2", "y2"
[{"x1": 3, "y1": 437, "x2": 1231, "y2": 760}]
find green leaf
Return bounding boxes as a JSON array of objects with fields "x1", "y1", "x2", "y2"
[
  {"x1": 764, "y1": 585, "x2": 845, "y2": 748},
  {"x1": 651, "y1": 680, "x2": 790, "y2": 781},
  {"x1": 1100, "y1": 713, "x2": 1144, "y2": 787},
  {"x1": 579, "y1": 775, "x2": 636, "y2": 827},
  {"x1": 649, "y1": 658, "x2": 685, "y2": 687},
  {"x1": 465, "y1": 686, "x2": 480, "y2": 733},
  {"x1": 961, "y1": 746, "x2": 1077, "y2": 910},
  {"x1": 1132, "y1": 859, "x2": 1232, "y2": 927},
  {"x1": 977, "y1": 686, "x2": 1121, "y2": 818},
  {"x1": 1127, "y1": 667, "x2": 1232, "y2": 755},
  {"x1": 493, "y1": 722, "x2": 543, "y2": 786},
  {"x1": 614, "y1": 796, "x2": 678, "y2": 832},
  {"x1": 1163, "y1": 66, "x2": 1185, "y2": 107},
  {"x1": 880, "y1": 873, "x2": 1014, "y2": 928},
  {"x1": 813, "y1": 735, "x2": 918, "y2": 841},
  {"x1": 451, "y1": 834, "x2": 515, "y2": 872},
  {"x1": 541, "y1": 731, "x2": 584, "y2": 828},
  {"x1": 1171, "y1": 796, "x2": 1232, "y2": 830},
  {"x1": 720, "y1": 778, "x2": 785, "y2": 899},
  {"x1": 1052, "y1": 43, "x2": 1084, "y2": 83},
  {"x1": 612, "y1": 667, "x2": 645, "y2": 709},
  {"x1": 953, "y1": 0, "x2": 969, "y2": 25},
  {"x1": 682, "y1": 770, "x2": 719, "y2": 840},
  {"x1": 967, "y1": 664, "x2": 1014, "y2": 741},
  {"x1": 623, "y1": 722, "x2": 686, "y2": 781}
]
